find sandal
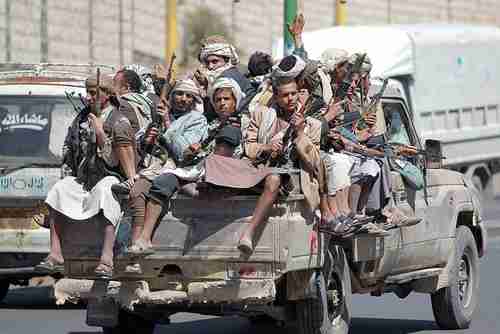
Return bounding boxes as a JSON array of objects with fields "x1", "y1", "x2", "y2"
[
  {"x1": 95, "y1": 262, "x2": 114, "y2": 280},
  {"x1": 124, "y1": 263, "x2": 143, "y2": 275},
  {"x1": 237, "y1": 236, "x2": 253, "y2": 254},
  {"x1": 126, "y1": 239, "x2": 155, "y2": 256},
  {"x1": 35, "y1": 256, "x2": 64, "y2": 274}
]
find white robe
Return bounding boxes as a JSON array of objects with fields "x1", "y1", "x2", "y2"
[{"x1": 45, "y1": 176, "x2": 122, "y2": 226}]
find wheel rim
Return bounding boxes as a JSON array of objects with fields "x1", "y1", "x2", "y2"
[
  {"x1": 457, "y1": 252, "x2": 473, "y2": 308},
  {"x1": 327, "y1": 274, "x2": 343, "y2": 321}
]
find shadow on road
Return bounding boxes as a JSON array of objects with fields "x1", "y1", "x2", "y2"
[
  {"x1": 0, "y1": 286, "x2": 83, "y2": 310},
  {"x1": 138, "y1": 315, "x2": 437, "y2": 334},
  {"x1": 350, "y1": 317, "x2": 438, "y2": 333}
]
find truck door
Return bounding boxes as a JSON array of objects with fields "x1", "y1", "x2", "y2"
[{"x1": 383, "y1": 101, "x2": 444, "y2": 273}]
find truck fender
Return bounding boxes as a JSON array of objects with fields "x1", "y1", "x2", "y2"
[
  {"x1": 286, "y1": 269, "x2": 323, "y2": 301},
  {"x1": 286, "y1": 245, "x2": 337, "y2": 300},
  {"x1": 437, "y1": 209, "x2": 486, "y2": 290},
  {"x1": 452, "y1": 204, "x2": 486, "y2": 258}
]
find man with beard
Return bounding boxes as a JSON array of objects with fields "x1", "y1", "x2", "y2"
[
  {"x1": 35, "y1": 70, "x2": 148, "y2": 279},
  {"x1": 194, "y1": 35, "x2": 255, "y2": 120},
  {"x1": 242, "y1": 76, "x2": 325, "y2": 250},
  {"x1": 119, "y1": 79, "x2": 208, "y2": 262},
  {"x1": 124, "y1": 76, "x2": 286, "y2": 257}
]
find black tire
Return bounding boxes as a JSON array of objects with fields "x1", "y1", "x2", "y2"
[
  {"x1": 102, "y1": 311, "x2": 155, "y2": 334},
  {"x1": 0, "y1": 280, "x2": 9, "y2": 303},
  {"x1": 295, "y1": 247, "x2": 352, "y2": 334},
  {"x1": 431, "y1": 226, "x2": 480, "y2": 330},
  {"x1": 248, "y1": 314, "x2": 276, "y2": 325}
]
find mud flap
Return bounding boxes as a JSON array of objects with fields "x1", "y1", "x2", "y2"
[
  {"x1": 314, "y1": 271, "x2": 332, "y2": 334},
  {"x1": 86, "y1": 297, "x2": 120, "y2": 328}
]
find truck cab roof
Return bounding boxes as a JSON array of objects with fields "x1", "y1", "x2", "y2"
[{"x1": 0, "y1": 63, "x2": 115, "y2": 96}]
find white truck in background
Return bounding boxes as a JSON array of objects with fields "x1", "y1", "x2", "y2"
[
  {"x1": 274, "y1": 24, "x2": 500, "y2": 196},
  {"x1": 0, "y1": 64, "x2": 112, "y2": 302}
]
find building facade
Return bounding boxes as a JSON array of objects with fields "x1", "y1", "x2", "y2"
[{"x1": 0, "y1": 0, "x2": 499, "y2": 67}]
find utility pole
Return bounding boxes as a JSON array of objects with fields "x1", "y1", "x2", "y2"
[
  {"x1": 335, "y1": 0, "x2": 347, "y2": 26},
  {"x1": 5, "y1": 0, "x2": 11, "y2": 62},
  {"x1": 231, "y1": 0, "x2": 240, "y2": 40},
  {"x1": 40, "y1": 0, "x2": 48, "y2": 62},
  {"x1": 118, "y1": 0, "x2": 124, "y2": 66},
  {"x1": 166, "y1": 0, "x2": 177, "y2": 62},
  {"x1": 88, "y1": 0, "x2": 94, "y2": 64},
  {"x1": 283, "y1": 0, "x2": 297, "y2": 56}
]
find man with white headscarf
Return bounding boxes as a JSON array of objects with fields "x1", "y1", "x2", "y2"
[
  {"x1": 112, "y1": 79, "x2": 208, "y2": 272},
  {"x1": 194, "y1": 35, "x2": 255, "y2": 121},
  {"x1": 124, "y1": 76, "x2": 279, "y2": 258}
]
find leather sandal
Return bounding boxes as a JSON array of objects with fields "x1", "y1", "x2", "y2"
[
  {"x1": 237, "y1": 236, "x2": 253, "y2": 254},
  {"x1": 95, "y1": 262, "x2": 114, "y2": 280},
  {"x1": 35, "y1": 256, "x2": 64, "y2": 274},
  {"x1": 126, "y1": 239, "x2": 155, "y2": 256}
]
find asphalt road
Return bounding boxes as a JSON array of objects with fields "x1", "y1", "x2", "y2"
[{"x1": 2, "y1": 202, "x2": 500, "y2": 334}]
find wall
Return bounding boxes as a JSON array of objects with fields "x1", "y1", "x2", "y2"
[{"x1": 0, "y1": 0, "x2": 499, "y2": 66}]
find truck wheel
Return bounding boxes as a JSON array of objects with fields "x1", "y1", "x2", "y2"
[
  {"x1": 431, "y1": 226, "x2": 479, "y2": 330},
  {"x1": 102, "y1": 311, "x2": 155, "y2": 334},
  {"x1": 295, "y1": 247, "x2": 352, "y2": 334},
  {"x1": 0, "y1": 280, "x2": 9, "y2": 303}
]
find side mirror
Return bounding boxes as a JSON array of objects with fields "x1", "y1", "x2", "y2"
[{"x1": 425, "y1": 139, "x2": 444, "y2": 169}]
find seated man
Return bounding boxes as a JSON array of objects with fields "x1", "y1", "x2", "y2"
[
  {"x1": 126, "y1": 77, "x2": 284, "y2": 256},
  {"x1": 244, "y1": 76, "x2": 325, "y2": 246},
  {"x1": 36, "y1": 70, "x2": 148, "y2": 278},
  {"x1": 121, "y1": 78, "x2": 209, "y2": 251}
]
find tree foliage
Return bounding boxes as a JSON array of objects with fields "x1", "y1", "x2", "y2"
[{"x1": 183, "y1": 6, "x2": 234, "y2": 66}]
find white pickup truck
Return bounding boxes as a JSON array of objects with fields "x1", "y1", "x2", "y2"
[{"x1": 55, "y1": 80, "x2": 486, "y2": 334}]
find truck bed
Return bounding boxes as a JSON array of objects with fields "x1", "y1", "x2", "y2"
[{"x1": 61, "y1": 194, "x2": 321, "y2": 283}]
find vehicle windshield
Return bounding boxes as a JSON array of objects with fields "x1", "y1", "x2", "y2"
[{"x1": 0, "y1": 95, "x2": 78, "y2": 167}]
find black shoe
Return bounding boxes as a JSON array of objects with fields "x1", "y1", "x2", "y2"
[{"x1": 111, "y1": 180, "x2": 134, "y2": 197}]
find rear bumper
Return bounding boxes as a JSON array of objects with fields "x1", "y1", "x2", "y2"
[
  {"x1": 0, "y1": 266, "x2": 49, "y2": 279},
  {"x1": 55, "y1": 278, "x2": 277, "y2": 307}
]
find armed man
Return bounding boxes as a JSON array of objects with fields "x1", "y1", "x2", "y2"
[
  {"x1": 35, "y1": 69, "x2": 148, "y2": 279},
  {"x1": 115, "y1": 78, "x2": 208, "y2": 264},
  {"x1": 125, "y1": 75, "x2": 281, "y2": 257},
  {"x1": 194, "y1": 35, "x2": 255, "y2": 120},
  {"x1": 243, "y1": 75, "x2": 325, "y2": 249}
]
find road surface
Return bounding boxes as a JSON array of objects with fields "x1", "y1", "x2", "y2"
[{"x1": 1, "y1": 200, "x2": 500, "y2": 334}]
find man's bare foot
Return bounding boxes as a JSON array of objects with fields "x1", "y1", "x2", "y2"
[{"x1": 127, "y1": 239, "x2": 154, "y2": 256}]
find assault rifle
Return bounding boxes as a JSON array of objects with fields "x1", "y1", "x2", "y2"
[
  {"x1": 183, "y1": 113, "x2": 242, "y2": 166},
  {"x1": 144, "y1": 53, "x2": 177, "y2": 159},
  {"x1": 332, "y1": 78, "x2": 389, "y2": 130},
  {"x1": 256, "y1": 97, "x2": 314, "y2": 167},
  {"x1": 335, "y1": 53, "x2": 366, "y2": 101},
  {"x1": 76, "y1": 68, "x2": 103, "y2": 191},
  {"x1": 64, "y1": 91, "x2": 85, "y2": 114}
]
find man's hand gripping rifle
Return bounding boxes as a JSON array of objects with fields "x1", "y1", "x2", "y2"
[{"x1": 144, "y1": 53, "x2": 177, "y2": 158}]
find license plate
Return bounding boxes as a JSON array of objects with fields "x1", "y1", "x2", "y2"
[{"x1": 225, "y1": 262, "x2": 274, "y2": 279}]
